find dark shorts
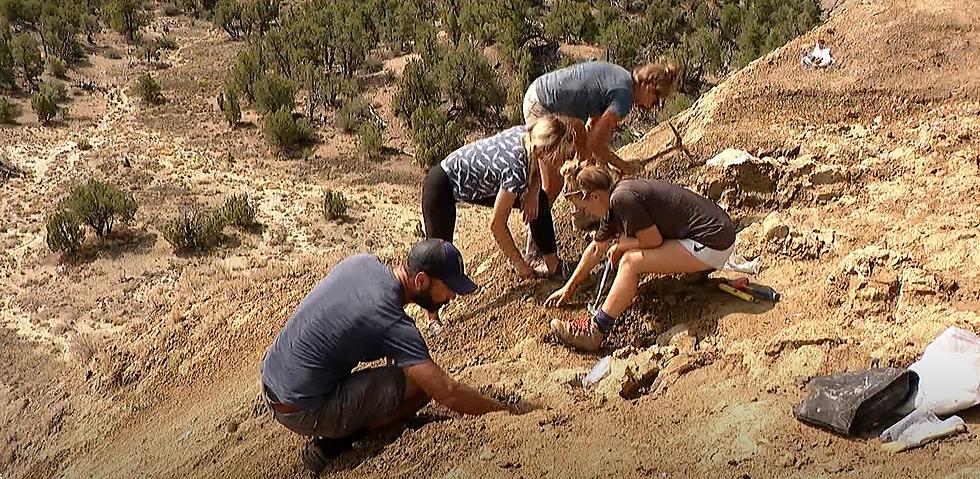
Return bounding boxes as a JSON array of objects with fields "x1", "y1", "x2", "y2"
[{"x1": 264, "y1": 367, "x2": 406, "y2": 439}]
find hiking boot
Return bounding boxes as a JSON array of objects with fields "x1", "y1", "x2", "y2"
[
  {"x1": 300, "y1": 436, "x2": 357, "y2": 475},
  {"x1": 550, "y1": 315, "x2": 605, "y2": 352}
]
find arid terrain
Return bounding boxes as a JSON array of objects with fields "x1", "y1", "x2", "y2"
[{"x1": 2, "y1": 0, "x2": 980, "y2": 477}]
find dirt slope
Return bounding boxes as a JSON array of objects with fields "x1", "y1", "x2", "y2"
[{"x1": 2, "y1": 0, "x2": 980, "y2": 477}]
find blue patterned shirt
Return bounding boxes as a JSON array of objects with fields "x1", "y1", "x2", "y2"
[{"x1": 440, "y1": 126, "x2": 529, "y2": 202}]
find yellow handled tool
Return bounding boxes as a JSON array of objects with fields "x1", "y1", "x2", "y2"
[{"x1": 719, "y1": 283, "x2": 756, "y2": 302}]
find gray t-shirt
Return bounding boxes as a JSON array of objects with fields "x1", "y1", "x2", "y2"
[
  {"x1": 531, "y1": 61, "x2": 634, "y2": 121},
  {"x1": 595, "y1": 179, "x2": 736, "y2": 250},
  {"x1": 261, "y1": 254, "x2": 430, "y2": 410},
  {"x1": 440, "y1": 125, "x2": 529, "y2": 202}
]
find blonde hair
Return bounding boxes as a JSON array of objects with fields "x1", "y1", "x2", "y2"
[
  {"x1": 633, "y1": 63, "x2": 679, "y2": 98},
  {"x1": 525, "y1": 115, "x2": 576, "y2": 168}
]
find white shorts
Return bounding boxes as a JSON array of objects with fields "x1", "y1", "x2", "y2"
[
  {"x1": 522, "y1": 85, "x2": 550, "y2": 126},
  {"x1": 679, "y1": 239, "x2": 734, "y2": 271}
]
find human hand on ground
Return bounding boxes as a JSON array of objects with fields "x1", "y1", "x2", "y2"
[
  {"x1": 514, "y1": 260, "x2": 536, "y2": 280},
  {"x1": 544, "y1": 285, "x2": 572, "y2": 307}
]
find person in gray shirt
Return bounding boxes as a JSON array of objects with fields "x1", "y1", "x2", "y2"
[
  {"x1": 261, "y1": 240, "x2": 530, "y2": 474},
  {"x1": 523, "y1": 61, "x2": 679, "y2": 202}
]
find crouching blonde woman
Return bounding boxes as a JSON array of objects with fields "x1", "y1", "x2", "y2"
[
  {"x1": 544, "y1": 165, "x2": 736, "y2": 351},
  {"x1": 421, "y1": 115, "x2": 576, "y2": 286}
]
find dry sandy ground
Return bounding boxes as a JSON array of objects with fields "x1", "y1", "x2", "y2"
[{"x1": 2, "y1": 0, "x2": 980, "y2": 478}]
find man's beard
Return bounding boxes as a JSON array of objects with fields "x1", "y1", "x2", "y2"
[{"x1": 413, "y1": 284, "x2": 448, "y2": 313}]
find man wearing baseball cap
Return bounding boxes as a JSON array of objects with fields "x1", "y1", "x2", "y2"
[{"x1": 260, "y1": 239, "x2": 527, "y2": 474}]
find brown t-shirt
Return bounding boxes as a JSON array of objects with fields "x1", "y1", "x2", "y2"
[{"x1": 595, "y1": 179, "x2": 736, "y2": 250}]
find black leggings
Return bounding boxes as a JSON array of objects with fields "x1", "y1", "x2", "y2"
[{"x1": 422, "y1": 166, "x2": 557, "y2": 255}]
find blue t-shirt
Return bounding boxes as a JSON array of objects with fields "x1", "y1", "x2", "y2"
[
  {"x1": 440, "y1": 125, "x2": 529, "y2": 202},
  {"x1": 531, "y1": 61, "x2": 634, "y2": 121},
  {"x1": 261, "y1": 254, "x2": 431, "y2": 410}
]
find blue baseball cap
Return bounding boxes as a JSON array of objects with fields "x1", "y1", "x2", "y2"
[{"x1": 407, "y1": 239, "x2": 478, "y2": 295}]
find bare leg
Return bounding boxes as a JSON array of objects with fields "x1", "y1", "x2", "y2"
[
  {"x1": 600, "y1": 240, "x2": 711, "y2": 318},
  {"x1": 366, "y1": 374, "x2": 430, "y2": 432}
]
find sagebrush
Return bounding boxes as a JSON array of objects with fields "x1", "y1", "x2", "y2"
[
  {"x1": 219, "y1": 194, "x2": 258, "y2": 228},
  {"x1": 57, "y1": 179, "x2": 138, "y2": 238},
  {"x1": 323, "y1": 190, "x2": 348, "y2": 221},
  {"x1": 160, "y1": 208, "x2": 226, "y2": 252},
  {"x1": 46, "y1": 210, "x2": 84, "y2": 253}
]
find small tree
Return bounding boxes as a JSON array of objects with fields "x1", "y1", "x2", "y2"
[
  {"x1": 57, "y1": 179, "x2": 138, "y2": 238},
  {"x1": 31, "y1": 83, "x2": 68, "y2": 124},
  {"x1": 409, "y1": 105, "x2": 463, "y2": 169},
  {"x1": 0, "y1": 97, "x2": 20, "y2": 124},
  {"x1": 228, "y1": 46, "x2": 263, "y2": 102},
  {"x1": 46, "y1": 210, "x2": 84, "y2": 253},
  {"x1": 106, "y1": 0, "x2": 147, "y2": 42},
  {"x1": 252, "y1": 73, "x2": 294, "y2": 115},
  {"x1": 437, "y1": 38, "x2": 504, "y2": 122},
  {"x1": 11, "y1": 33, "x2": 43, "y2": 89},
  {"x1": 322, "y1": 189, "x2": 348, "y2": 221},
  {"x1": 357, "y1": 122, "x2": 383, "y2": 160},
  {"x1": 263, "y1": 106, "x2": 314, "y2": 153},
  {"x1": 391, "y1": 58, "x2": 437, "y2": 119},
  {"x1": 135, "y1": 73, "x2": 164, "y2": 105},
  {"x1": 217, "y1": 87, "x2": 241, "y2": 127}
]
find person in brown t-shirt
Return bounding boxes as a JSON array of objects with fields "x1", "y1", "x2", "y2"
[{"x1": 544, "y1": 166, "x2": 736, "y2": 351}]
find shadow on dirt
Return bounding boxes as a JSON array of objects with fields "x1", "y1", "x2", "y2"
[{"x1": 326, "y1": 412, "x2": 452, "y2": 474}]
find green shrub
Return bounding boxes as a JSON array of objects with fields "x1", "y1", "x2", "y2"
[
  {"x1": 323, "y1": 73, "x2": 358, "y2": 108},
  {"x1": 160, "y1": 208, "x2": 226, "y2": 252},
  {"x1": 157, "y1": 35, "x2": 179, "y2": 50},
  {"x1": 32, "y1": 83, "x2": 68, "y2": 125},
  {"x1": 391, "y1": 58, "x2": 437, "y2": 119},
  {"x1": 544, "y1": 0, "x2": 599, "y2": 43},
  {"x1": 11, "y1": 33, "x2": 43, "y2": 88},
  {"x1": 107, "y1": 0, "x2": 148, "y2": 42},
  {"x1": 363, "y1": 55, "x2": 383, "y2": 74},
  {"x1": 48, "y1": 57, "x2": 68, "y2": 79},
  {"x1": 335, "y1": 97, "x2": 370, "y2": 133},
  {"x1": 253, "y1": 73, "x2": 294, "y2": 114},
  {"x1": 263, "y1": 107, "x2": 314, "y2": 153},
  {"x1": 228, "y1": 47, "x2": 262, "y2": 101},
  {"x1": 322, "y1": 190, "x2": 348, "y2": 221},
  {"x1": 0, "y1": 36, "x2": 14, "y2": 89},
  {"x1": 46, "y1": 210, "x2": 84, "y2": 253},
  {"x1": 657, "y1": 93, "x2": 694, "y2": 123},
  {"x1": 409, "y1": 106, "x2": 463, "y2": 169},
  {"x1": 219, "y1": 194, "x2": 257, "y2": 227},
  {"x1": 0, "y1": 97, "x2": 20, "y2": 125},
  {"x1": 57, "y1": 179, "x2": 138, "y2": 238},
  {"x1": 217, "y1": 87, "x2": 241, "y2": 126},
  {"x1": 135, "y1": 73, "x2": 164, "y2": 105},
  {"x1": 357, "y1": 122, "x2": 383, "y2": 160},
  {"x1": 436, "y1": 38, "x2": 504, "y2": 122}
]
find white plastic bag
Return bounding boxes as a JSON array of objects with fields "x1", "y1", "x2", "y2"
[
  {"x1": 908, "y1": 327, "x2": 980, "y2": 415},
  {"x1": 583, "y1": 356, "x2": 612, "y2": 389}
]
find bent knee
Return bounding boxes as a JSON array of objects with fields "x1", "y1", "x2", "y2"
[{"x1": 619, "y1": 250, "x2": 644, "y2": 270}]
